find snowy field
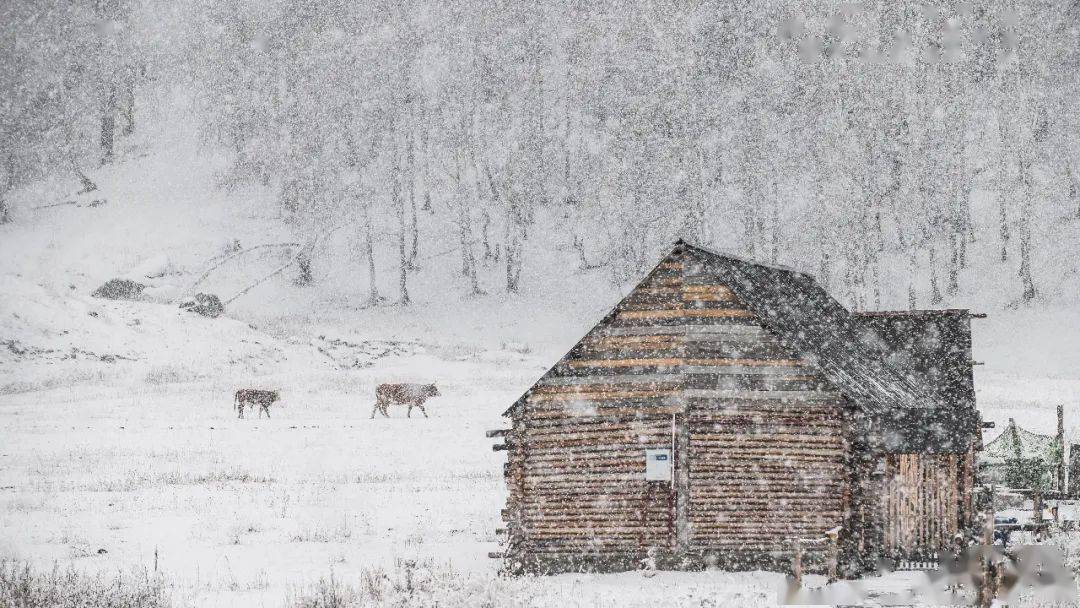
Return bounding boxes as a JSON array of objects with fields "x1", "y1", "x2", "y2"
[
  {"x1": 0, "y1": 311, "x2": 790, "y2": 607},
  {"x1": 2, "y1": 293, "x2": 1079, "y2": 606}
]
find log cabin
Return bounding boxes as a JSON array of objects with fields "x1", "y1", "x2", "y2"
[{"x1": 490, "y1": 240, "x2": 983, "y2": 575}]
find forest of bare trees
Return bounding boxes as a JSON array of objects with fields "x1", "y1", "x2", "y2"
[{"x1": 3, "y1": 0, "x2": 1079, "y2": 309}]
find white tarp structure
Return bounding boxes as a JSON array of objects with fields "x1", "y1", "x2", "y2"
[{"x1": 980, "y1": 419, "x2": 1063, "y2": 491}]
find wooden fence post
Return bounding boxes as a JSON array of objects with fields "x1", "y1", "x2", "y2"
[
  {"x1": 826, "y1": 529, "x2": 840, "y2": 583},
  {"x1": 1034, "y1": 489, "x2": 1043, "y2": 523},
  {"x1": 977, "y1": 492, "x2": 996, "y2": 608},
  {"x1": 792, "y1": 539, "x2": 803, "y2": 587},
  {"x1": 1069, "y1": 443, "x2": 1080, "y2": 498},
  {"x1": 1057, "y1": 405, "x2": 1066, "y2": 493}
]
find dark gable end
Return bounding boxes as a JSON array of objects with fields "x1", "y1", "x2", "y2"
[
  {"x1": 851, "y1": 310, "x2": 976, "y2": 410},
  {"x1": 852, "y1": 310, "x2": 981, "y2": 452}
]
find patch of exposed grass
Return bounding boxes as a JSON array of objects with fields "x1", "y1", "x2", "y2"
[
  {"x1": 226, "y1": 521, "x2": 263, "y2": 545},
  {"x1": 87, "y1": 469, "x2": 275, "y2": 492},
  {"x1": 290, "y1": 520, "x2": 353, "y2": 543},
  {"x1": 0, "y1": 561, "x2": 169, "y2": 608},
  {"x1": 144, "y1": 364, "x2": 206, "y2": 385},
  {"x1": 291, "y1": 559, "x2": 535, "y2": 608}
]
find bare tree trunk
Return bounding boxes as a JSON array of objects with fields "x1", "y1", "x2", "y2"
[
  {"x1": 121, "y1": 68, "x2": 136, "y2": 136},
  {"x1": 458, "y1": 207, "x2": 481, "y2": 295},
  {"x1": 451, "y1": 153, "x2": 479, "y2": 292},
  {"x1": 908, "y1": 246, "x2": 918, "y2": 310},
  {"x1": 467, "y1": 146, "x2": 495, "y2": 264},
  {"x1": 873, "y1": 210, "x2": 883, "y2": 308},
  {"x1": 481, "y1": 209, "x2": 494, "y2": 261},
  {"x1": 929, "y1": 243, "x2": 943, "y2": 304},
  {"x1": 505, "y1": 238, "x2": 516, "y2": 292},
  {"x1": 419, "y1": 118, "x2": 434, "y2": 214},
  {"x1": 1018, "y1": 158, "x2": 1037, "y2": 302},
  {"x1": 505, "y1": 225, "x2": 523, "y2": 293},
  {"x1": 959, "y1": 158, "x2": 981, "y2": 269},
  {"x1": 406, "y1": 129, "x2": 419, "y2": 269},
  {"x1": 392, "y1": 143, "x2": 409, "y2": 305},
  {"x1": 769, "y1": 182, "x2": 780, "y2": 264},
  {"x1": 948, "y1": 231, "x2": 960, "y2": 296},
  {"x1": 1067, "y1": 162, "x2": 1080, "y2": 219},
  {"x1": 363, "y1": 204, "x2": 379, "y2": 305},
  {"x1": 997, "y1": 122, "x2": 1010, "y2": 262},
  {"x1": 101, "y1": 84, "x2": 117, "y2": 165},
  {"x1": 562, "y1": 66, "x2": 574, "y2": 205},
  {"x1": 459, "y1": 216, "x2": 470, "y2": 276},
  {"x1": 0, "y1": 153, "x2": 13, "y2": 224}
]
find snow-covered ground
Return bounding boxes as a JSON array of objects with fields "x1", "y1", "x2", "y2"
[
  {"x1": 0, "y1": 306, "x2": 799, "y2": 606},
  {"x1": 2, "y1": 282, "x2": 1078, "y2": 606}
]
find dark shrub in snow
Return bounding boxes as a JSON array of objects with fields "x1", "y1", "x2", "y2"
[
  {"x1": 91, "y1": 278, "x2": 146, "y2": 300},
  {"x1": 179, "y1": 292, "x2": 224, "y2": 318},
  {"x1": 0, "y1": 562, "x2": 169, "y2": 608}
]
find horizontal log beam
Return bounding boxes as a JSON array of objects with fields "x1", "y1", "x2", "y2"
[
  {"x1": 565, "y1": 358, "x2": 804, "y2": 369},
  {"x1": 596, "y1": 324, "x2": 766, "y2": 337},
  {"x1": 618, "y1": 309, "x2": 754, "y2": 320},
  {"x1": 528, "y1": 389, "x2": 682, "y2": 402}
]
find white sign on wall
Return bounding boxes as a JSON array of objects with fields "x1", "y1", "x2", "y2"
[{"x1": 644, "y1": 448, "x2": 672, "y2": 481}]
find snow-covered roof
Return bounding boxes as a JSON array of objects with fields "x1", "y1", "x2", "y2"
[
  {"x1": 683, "y1": 242, "x2": 979, "y2": 452},
  {"x1": 504, "y1": 240, "x2": 981, "y2": 452},
  {"x1": 982, "y1": 420, "x2": 1058, "y2": 466}
]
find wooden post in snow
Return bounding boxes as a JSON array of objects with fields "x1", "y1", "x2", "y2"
[
  {"x1": 1034, "y1": 489, "x2": 1044, "y2": 526},
  {"x1": 977, "y1": 488, "x2": 996, "y2": 608},
  {"x1": 1069, "y1": 443, "x2": 1080, "y2": 498},
  {"x1": 826, "y1": 529, "x2": 840, "y2": 583},
  {"x1": 792, "y1": 539, "x2": 803, "y2": 587},
  {"x1": 1057, "y1": 405, "x2": 1066, "y2": 493}
]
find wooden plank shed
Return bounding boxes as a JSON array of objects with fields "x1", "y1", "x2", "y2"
[{"x1": 491, "y1": 241, "x2": 983, "y2": 575}]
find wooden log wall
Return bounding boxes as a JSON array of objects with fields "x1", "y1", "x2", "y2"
[
  {"x1": 687, "y1": 397, "x2": 848, "y2": 550},
  {"x1": 501, "y1": 248, "x2": 855, "y2": 572},
  {"x1": 503, "y1": 258, "x2": 687, "y2": 569},
  {"x1": 680, "y1": 259, "x2": 851, "y2": 558},
  {"x1": 880, "y1": 453, "x2": 967, "y2": 558}
]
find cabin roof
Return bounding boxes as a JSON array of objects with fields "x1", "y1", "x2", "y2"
[
  {"x1": 504, "y1": 240, "x2": 980, "y2": 452},
  {"x1": 852, "y1": 309, "x2": 977, "y2": 412},
  {"x1": 683, "y1": 242, "x2": 937, "y2": 415}
]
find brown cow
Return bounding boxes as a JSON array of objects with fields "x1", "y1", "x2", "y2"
[
  {"x1": 234, "y1": 389, "x2": 279, "y2": 419},
  {"x1": 371, "y1": 383, "x2": 440, "y2": 418}
]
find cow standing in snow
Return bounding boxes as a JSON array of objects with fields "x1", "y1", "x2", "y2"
[
  {"x1": 370, "y1": 383, "x2": 440, "y2": 418},
  {"x1": 234, "y1": 389, "x2": 279, "y2": 419}
]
